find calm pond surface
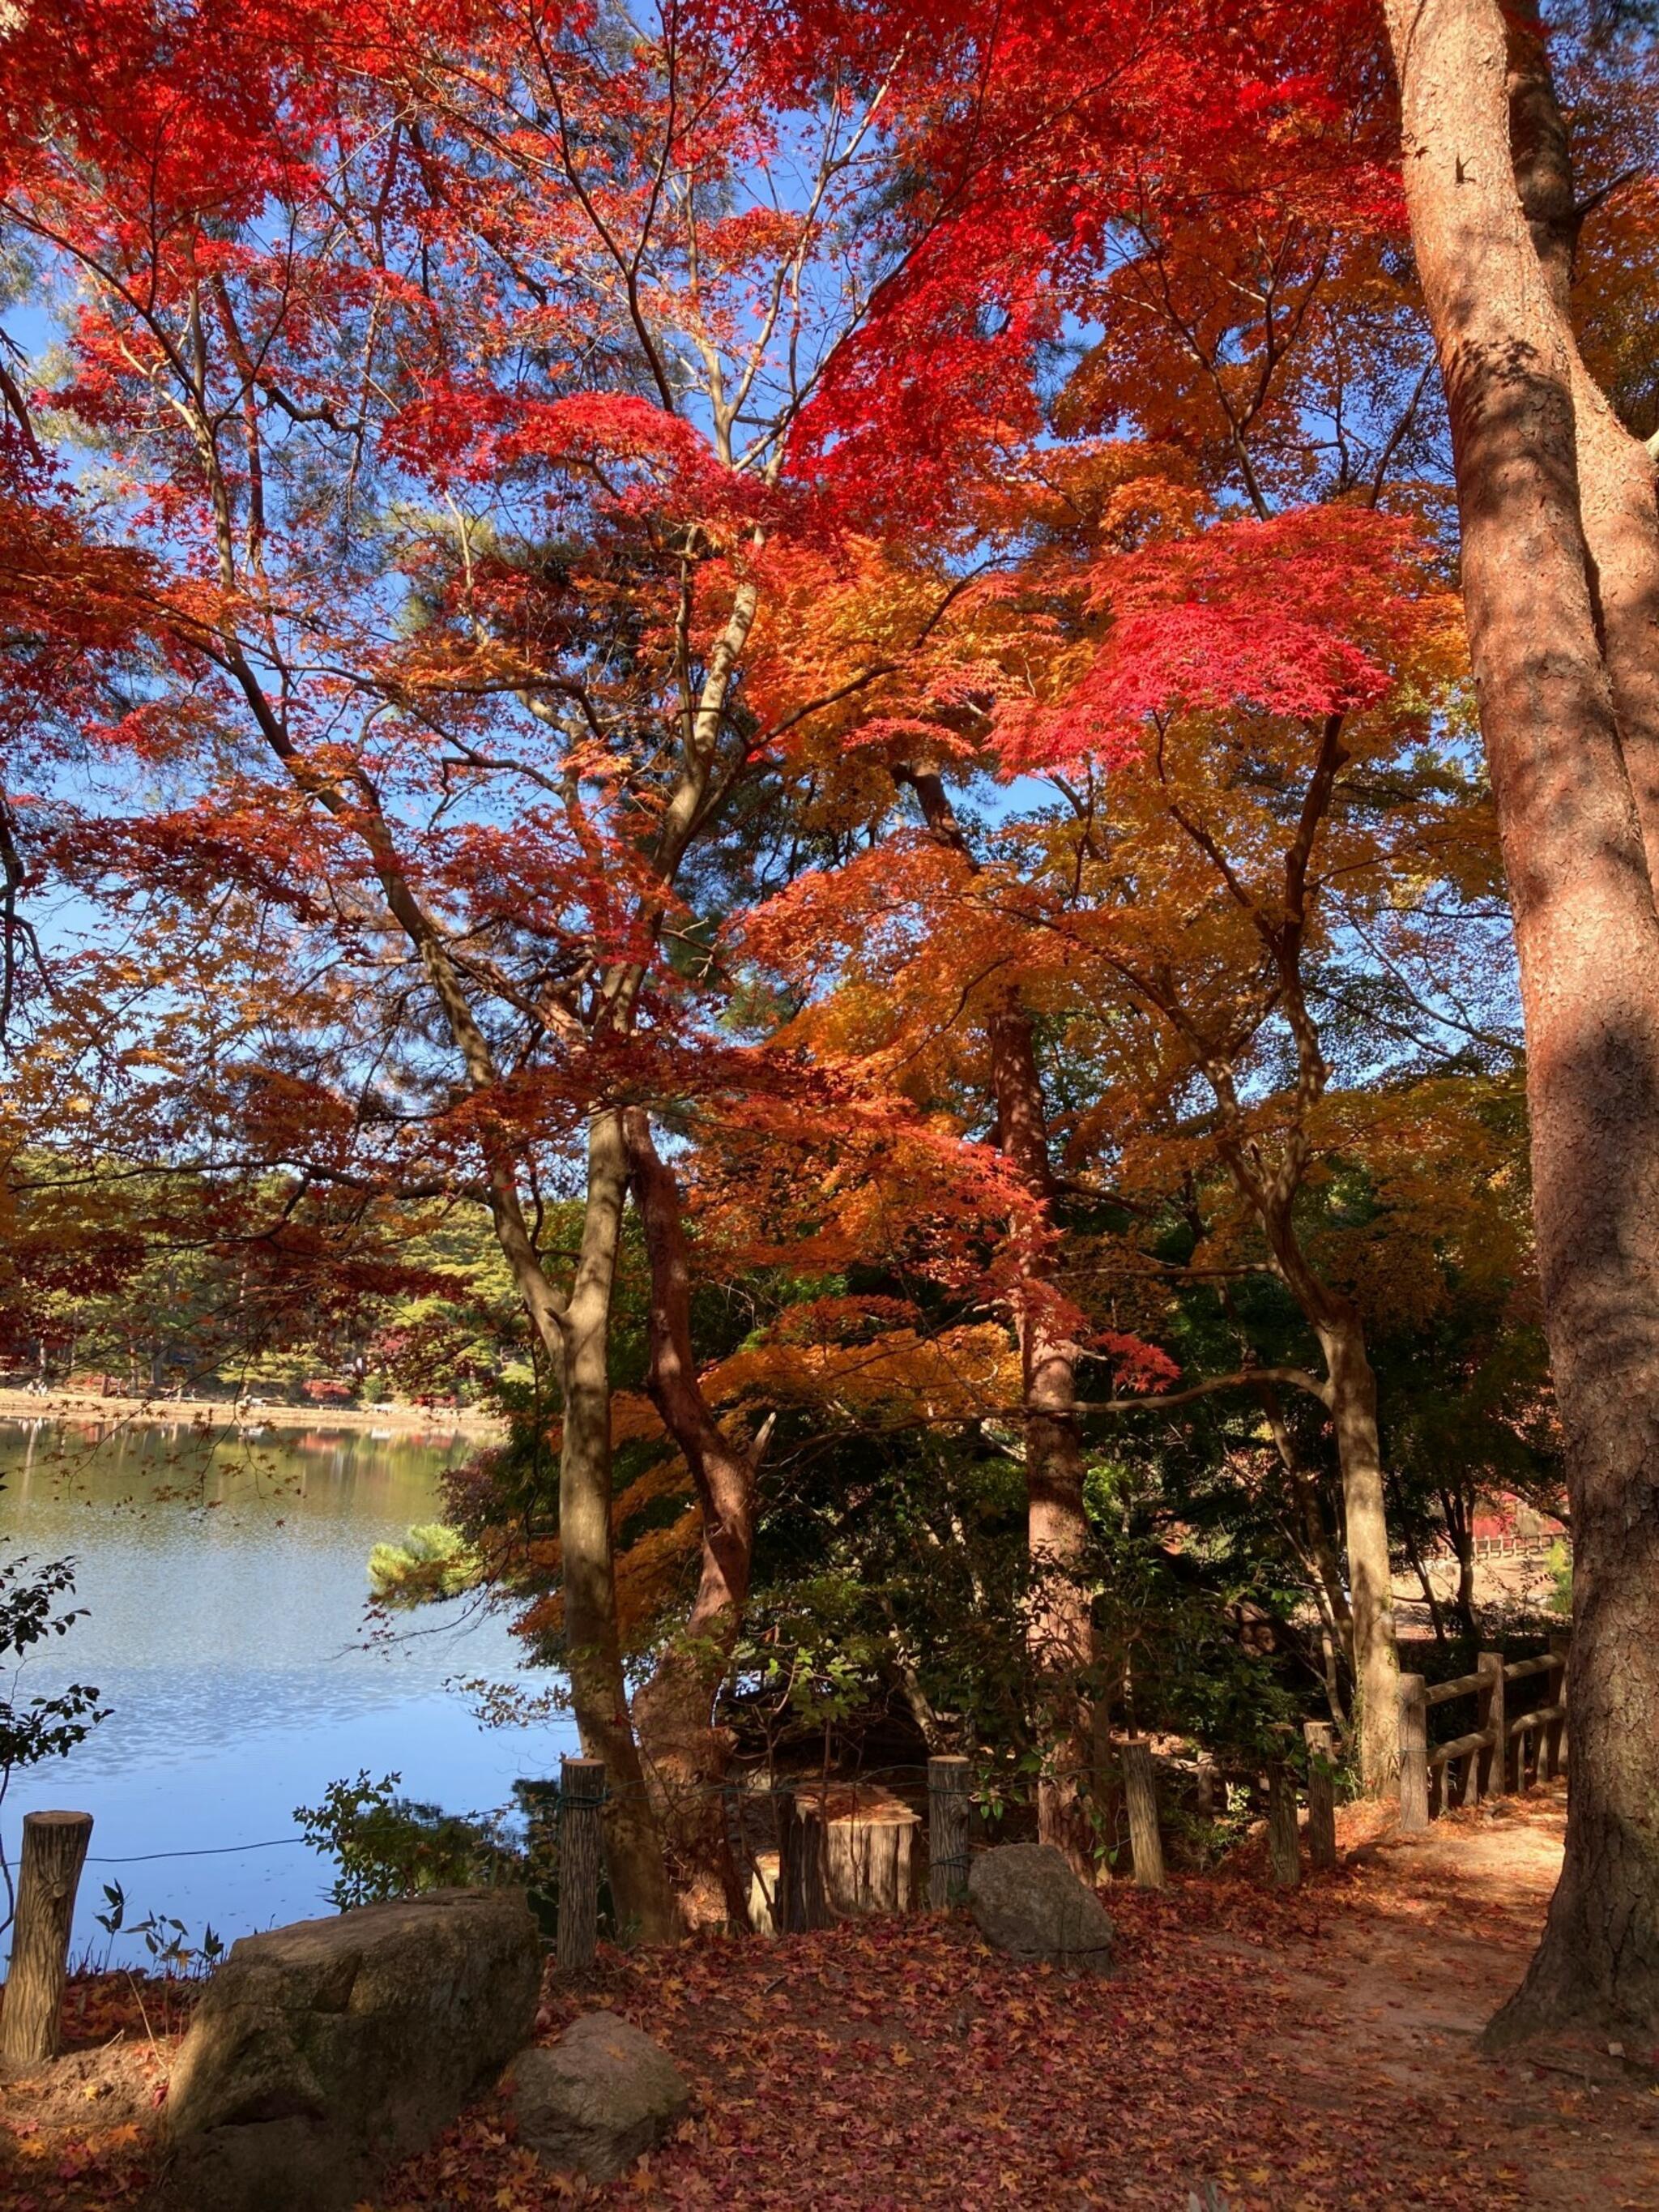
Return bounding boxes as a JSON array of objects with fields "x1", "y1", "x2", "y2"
[{"x1": 0, "y1": 1416, "x2": 576, "y2": 1964}]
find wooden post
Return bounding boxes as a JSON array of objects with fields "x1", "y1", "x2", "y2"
[
  {"x1": 1303, "y1": 1722, "x2": 1337, "y2": 1869},
  {"x1": 1476, "y1": 1651, "x2": 1506, "y2": 1800},
  {"x1": 1266, "y1": 1760, "x2": 1302, "y2": 1889},
  {"x1": 556, "y1": 1756, "x2": 604, "y2": 1975},
  {"x1": 1194, "y1": 1751, "x2": 1219, "y2": 1822},
  {"x1": 1504, "y1": 1714, "x2": 1520, "y2": 1796},
  {"x1": 1398, "y1": 1675, "x2": 1429, "y2": 1834},
  {"x1": 1546, "y1": 1634, "x2": 1569, "y2": 1779},
  {"x1": 927, "y1": 1755, "x2": 971, "y2": 1909},
  {"x1": 0, "y1": 1810, "x2": 92, "y2": 2066},
  {"x1": 1092, "y1": 1703, "x2": 1125, "y2": 1863},
  {"x1": 777, "y1": 1790, "x2": 829, "y2": 1932},
  {"x1": 799, "y1": 1784, "x2": 919, "y2": 1915},
  {"x1": 1121, "y1": 1740, "x2": 1165, "y2": 1890}
]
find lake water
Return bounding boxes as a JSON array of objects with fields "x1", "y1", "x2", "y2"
[{"x1": 0, "y1": 1416, "x2": 577, "y2": 1966}]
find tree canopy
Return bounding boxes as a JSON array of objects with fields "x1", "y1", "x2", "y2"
[{"x1": 8, "y1": 0, "x2": 1657, "y2": 2035}]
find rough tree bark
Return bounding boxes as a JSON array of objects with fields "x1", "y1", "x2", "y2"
[
  {"x1": 989, "y1": 999, "x2": 1097, "y2": 1877},
  {"x1": 0, "y1": 1812, "x2": 92, "y2": 2066},
  {"x1": 624, "y1": 1107, "x2": 759, "y2": 1930},
  {"x1": 902, "y1": 765, "x2": 1096, "y2": 1874},
  {"x1": 1506, "y1": 0, "x2": 1659, "y2": 886},
  {"x1": 1384, "y1": 0, "x2": 1659, "y2": 2037}
]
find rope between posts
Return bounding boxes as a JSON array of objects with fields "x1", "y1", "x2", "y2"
[
  {"x1": 19, "y1": 1756, "x2": 1130, "y2": 1880},
  {"x1": 83, "y1": 1837, "x2": 309, "y2": 1864}
]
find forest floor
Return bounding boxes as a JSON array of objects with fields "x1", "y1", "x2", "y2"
[{"x1": 4, "y1": 1783, "x2": 1655, "y2": 2212}]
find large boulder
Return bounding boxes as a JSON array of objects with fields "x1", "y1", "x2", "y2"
[
  {"x1": 967, "y1": 1843, "x2": 1115, "y2": 1974},
  {"x1": 507, "y1": 2011, "x2": 692, "y2": 2181},
  {"x1": 156, "y1": 1886, "x2": 541, "y2": 2212}
]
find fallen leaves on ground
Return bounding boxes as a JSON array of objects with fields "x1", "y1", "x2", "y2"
[
  {"x1": 374, "y1": 1900, "x2": 1472, "y2": 2211},
  {"x1": 6, "y1": 1791, "x2": 1656, "y2": 2212},
  {"x1": 0, "y1": 1972, "x2": 188, "y2": 2212},
  {"x1": 378, "y1": 1793, "x2": 1657, "y2": 2212}
]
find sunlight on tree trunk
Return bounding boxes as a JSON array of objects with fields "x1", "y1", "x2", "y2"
[
  {"x1": 1385, "y1": 0, "x2": 1659, "y2": 2039},
  {"x1": 1318, "y1": 1310, "x2": 1401, "y2": 1796},
  {"x1": 558, "y1": 1111, "x2": 680, "y2": 1945}
]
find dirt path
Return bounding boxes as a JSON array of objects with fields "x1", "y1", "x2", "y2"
[
  {"x1": 6, "y1": 1784, "x2": 1656, "y2": 2211},
  {"x1": 1226, "y1": 1787, "x2": 1659, "y2": 2209}
]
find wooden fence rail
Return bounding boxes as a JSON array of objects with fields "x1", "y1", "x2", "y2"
[{"x1": 1398, "y1": 1638, "x2": 1568, "y2": 1834}]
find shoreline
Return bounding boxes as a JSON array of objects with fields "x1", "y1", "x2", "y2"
[{"x1": 0, "y1": 1388, "x2": 505, "y2": 1438}]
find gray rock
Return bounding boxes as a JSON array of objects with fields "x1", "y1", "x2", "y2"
[
  {"x1": 967, "y1": 1843, "x2": 1115, "y2": 1973},
  {"x1": 156, "y1": 1886, "x2": 541, "y2": 2211},
  {"x1": 508, "y1": 2010, "x2": 692, "y2": 2181}
]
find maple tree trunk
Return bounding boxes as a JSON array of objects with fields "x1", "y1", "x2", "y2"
[
  {"x1": 1385, "y1": 0, "x2": 1659, "y2": 2036},
  {"x1": 1316, "y1": 1307, "x2": 1401, "y2": 1796},
  {"x1": 624, "y1": 1108, "x2": 756, "y2": 1930},
  {"x1": 902, "y1": 765, "x2": 1097, "y2": 1872},
  {"x1": 557, "y1": 1107, "x2": 680, "y2": 1945},
  {"x1": 387, "y1": 874, "x2": 677, "y2": 1939},
  {"x1": 1256, "y1": 1378, "x2": 1352, "y2": 1720},
  {"x1": 1254, "y1": 1192, "x2": 1398, "y2": 1791},
  {"x1": 1455, "y1": 1547, "x2": 1476, "y2": 1642},
  {"x1": 1402, "y1": 1515, "x2": 1448, "y2": 1650},
  {"x1": 1441, "y1": 1489, "x2": 1479, "y2": 1642}
]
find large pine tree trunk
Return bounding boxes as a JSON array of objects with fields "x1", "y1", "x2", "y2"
[
  {"x1": 558, "y1": 1108, "x2": 681, "y2": 1945},
  {"x1": 1506, "y1": 0, "x2": 1659, "y2": 887},
  {"x1": 1385, "y1": 0, "x2": 1659, "y2": 2038},
  {"x1": 1022, "y1": 1309, "x2": 1093, "y2": 1870},
  {"x1": 990, "y1": 1002, "x2": 1096, "y2": 1877},
  {"x1": 624, "y1": 1108, "x2": 757, "y2": 1929}
]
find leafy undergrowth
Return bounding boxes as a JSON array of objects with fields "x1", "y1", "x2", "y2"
[{"x1": 6, "y1": 1792, "x2": 1657, "y2": 2212}]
